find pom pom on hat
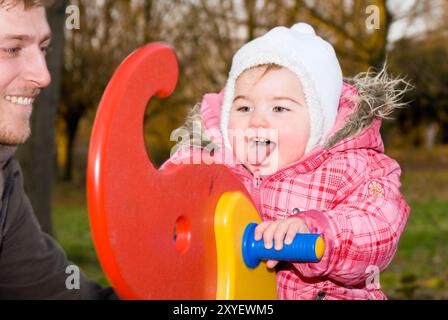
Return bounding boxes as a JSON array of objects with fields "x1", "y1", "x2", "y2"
[
  {"x1": 291, "y1": 22, "x2": 316, "y2": 35},
  {"x1": 220, "y1": 22, "x2": 343, "y2": 154}
]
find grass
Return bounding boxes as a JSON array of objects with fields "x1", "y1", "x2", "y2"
[
  {"x1": 381, "y1": 197, "x2": 448, "y2": 299},
  {"x1": 380, "y1": 147, "x2": 448, "y2": 299},
  {"x1": 52, "y1": 182, "x2": 109, "y2": 286},
  {"x1": 51, "y1": 146, "x2": 448, "y2": 299}
]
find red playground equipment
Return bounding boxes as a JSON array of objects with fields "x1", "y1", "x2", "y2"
[{"x1": 87, "y1": 43, "x2": 324, "y2": 300}]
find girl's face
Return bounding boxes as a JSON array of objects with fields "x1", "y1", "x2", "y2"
[{"x1": 228, "y1": 66, "x2": 310, "y2": 176}]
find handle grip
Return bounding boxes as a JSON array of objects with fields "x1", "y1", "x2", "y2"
[{"x1": 242, "y1": 223, "x2": 325, "y2": 269}]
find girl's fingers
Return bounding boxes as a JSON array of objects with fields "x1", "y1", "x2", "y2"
[
  {"x1": 300, "y1": 224, "x2": 310, "y2": 234},
  {"x1": 273, "y1": 221, "x2": 289, "y2": 251},
  {"x1": 266, "y1": 260, "x2": 279, "y2": 269},
  {"x1": 262, "y1": 221, "x2": 280, "y2": 249},
  {"x1": 255, "y1": 218, "x2": 309, "y2": 251},
  {"x1": 284, "y1": 223, "x2": 299, "y2": 245},
  {"x1": 254, "y1": 221, "x2": 270, "y2": 241}
]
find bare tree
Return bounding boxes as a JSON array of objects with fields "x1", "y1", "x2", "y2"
[
  {"x1": 59, "y1": 0, "x2": 172, "y2": 179},
  {"x1": 58, "y1": 0, "x2": 446, "y2": 174}
]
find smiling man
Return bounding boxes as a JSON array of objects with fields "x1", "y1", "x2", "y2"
[
  {"x1": 0, "y1": 0, "x2": 117, "y2": 299},
  {"x1": 0, "y1": 1, "x2": 51, "y2": 145}
]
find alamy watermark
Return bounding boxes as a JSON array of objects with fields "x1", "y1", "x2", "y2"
[
  {"x1": 65, "y1": 5, "x2": 80, "y2": 30},
  {"x1": 365, "y1": 5, "x2": 381, "y2": 30},
  {"x1": 65, "y1": 4, "x2": 381, "y2": 32},
  {"x1": 366, "y1": 265, "x2": 381, "y2": 290},
  {"x1": 169, "y1": 120, "x2": 279, "y2": 171},
  {"x1": 65, "y1": 265, "x2": 80, "y2": 290}
]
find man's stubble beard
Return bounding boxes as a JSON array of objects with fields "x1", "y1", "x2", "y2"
[{"x1": 0, "y1": 108, "x2": 32, "y2": 145}]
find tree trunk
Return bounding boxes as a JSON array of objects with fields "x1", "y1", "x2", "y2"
[
  {"x1": 143, "y1": 0, "x2": 154, "y2": 43},
  {"x1": 16, "y1": 1, "x2": 68, "y2": 235},
  {"x1": 63, "y1": 112, "x2": 81, "y2": 181}
]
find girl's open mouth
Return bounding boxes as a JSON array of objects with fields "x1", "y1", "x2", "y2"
[{"x1": 246, "y1": 137, "x2": 277, "y2": 166}]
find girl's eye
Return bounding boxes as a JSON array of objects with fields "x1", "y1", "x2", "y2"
[
  {"x1": 273, "y1": 106, "x2": 289, "y2": 112},
  {"x1": 236, "y1": 106, "x2": 251, "y2": 112}
]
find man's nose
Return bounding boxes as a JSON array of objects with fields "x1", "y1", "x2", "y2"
[{"x1": 24, "y1": 47, "x2": 52, "y2": 89}]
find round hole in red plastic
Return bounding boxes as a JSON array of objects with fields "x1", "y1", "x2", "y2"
[{"x1": 173, "y1": 216, "x2": 192, "y2": 254}]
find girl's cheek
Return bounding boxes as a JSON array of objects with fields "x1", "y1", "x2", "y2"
[{"x1": 228, "y1": 116, "x2": 245, "y2": 130}]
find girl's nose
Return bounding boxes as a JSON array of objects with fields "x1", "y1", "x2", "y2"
[{"x1": 249, "y1": 111, "x2": 269, "y2": 128}]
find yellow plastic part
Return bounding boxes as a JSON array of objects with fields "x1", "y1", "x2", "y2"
[
  {"x1": 214, "y1": 192, "x2": 277, "y2": 300},
  {"x1": 315, "y1": 235, "x2": 325, "y2": 260}
]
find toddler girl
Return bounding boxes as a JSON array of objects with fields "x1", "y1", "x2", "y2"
[{"x1": 163, "y1": 22, "x2": 410, "y2": 300}]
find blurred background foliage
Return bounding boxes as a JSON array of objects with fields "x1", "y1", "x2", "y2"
[
  {"x1": 57, "y1": 0, "x2": 448, "y2": 180},
  {"x1": 17, "y1": 0, "x2": 448, "y2": 299}
]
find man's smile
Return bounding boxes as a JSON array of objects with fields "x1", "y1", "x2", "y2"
[{"x1": 4, "y1": 94, "x2": 35, "y2": 106}]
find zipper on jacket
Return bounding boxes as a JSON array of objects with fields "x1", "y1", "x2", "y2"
[
  {"x1": 253, "y1": 169, "x2": 261, "y2": 189},
  {"x1": 249, "y1": 169, "x2": 263, "y2": 212}
]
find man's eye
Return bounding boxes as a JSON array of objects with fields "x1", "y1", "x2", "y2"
[
  {"x1": 273, "y1": 106, "x2": 289, "y2": 112},
  {"x1": 41, "y1": 46, "x2": 50, "y2": 56},
  {"x1": 3, "y1": 47, "x2": 21, "y2": 56}
]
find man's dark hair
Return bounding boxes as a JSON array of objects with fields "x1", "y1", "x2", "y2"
[{"x1": 0, "y1": 0, "x2": 55, "y2": 8}]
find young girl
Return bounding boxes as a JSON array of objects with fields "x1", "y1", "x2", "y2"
[{"x1": 162, "y1": 22, "x2": 411, "y2": 300}]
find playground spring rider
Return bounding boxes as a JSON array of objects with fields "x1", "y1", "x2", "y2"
[{"x1": 87, "y1": 43, "x2": 325, "y2": 299}]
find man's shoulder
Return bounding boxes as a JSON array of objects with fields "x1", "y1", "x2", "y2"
[{"x1": 0, "y1": 157, "x2": 31, "y2": 242}]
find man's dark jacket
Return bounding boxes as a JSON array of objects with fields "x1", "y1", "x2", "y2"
[{"x1": 0, "y1": 145, "x2": 118, "y2": 299}]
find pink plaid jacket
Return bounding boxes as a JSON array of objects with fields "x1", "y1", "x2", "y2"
[{"x1": 162, "y1": 82, "x2": 410, "y2": 300}]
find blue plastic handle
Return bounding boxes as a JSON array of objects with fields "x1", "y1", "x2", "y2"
[{"x1": 242, "y1": 223, "x2": 323, "y2": 269}]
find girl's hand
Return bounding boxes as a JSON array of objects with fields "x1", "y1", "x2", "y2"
[{"x1": 254, "y1": 217, "x2": 310, "y2": 269}]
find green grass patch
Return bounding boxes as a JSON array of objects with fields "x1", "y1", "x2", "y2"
[
  {"x1": 382, "y1": 199, "x2": 448, "y2": 299},
  {"x1": 52, "y1": 185, "x2": 109, "y2": 286},
  {"x1": 380, "y1": 147, "x2": 448, "y2": 299}
]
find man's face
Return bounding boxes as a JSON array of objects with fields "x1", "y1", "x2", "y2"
[{"x1": 0, "y1": 3, "x2": 51, "y2": 145}]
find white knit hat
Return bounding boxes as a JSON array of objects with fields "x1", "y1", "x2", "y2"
[{"x1": 220, "y1": 22, "x2": 343, "y2": 153}]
